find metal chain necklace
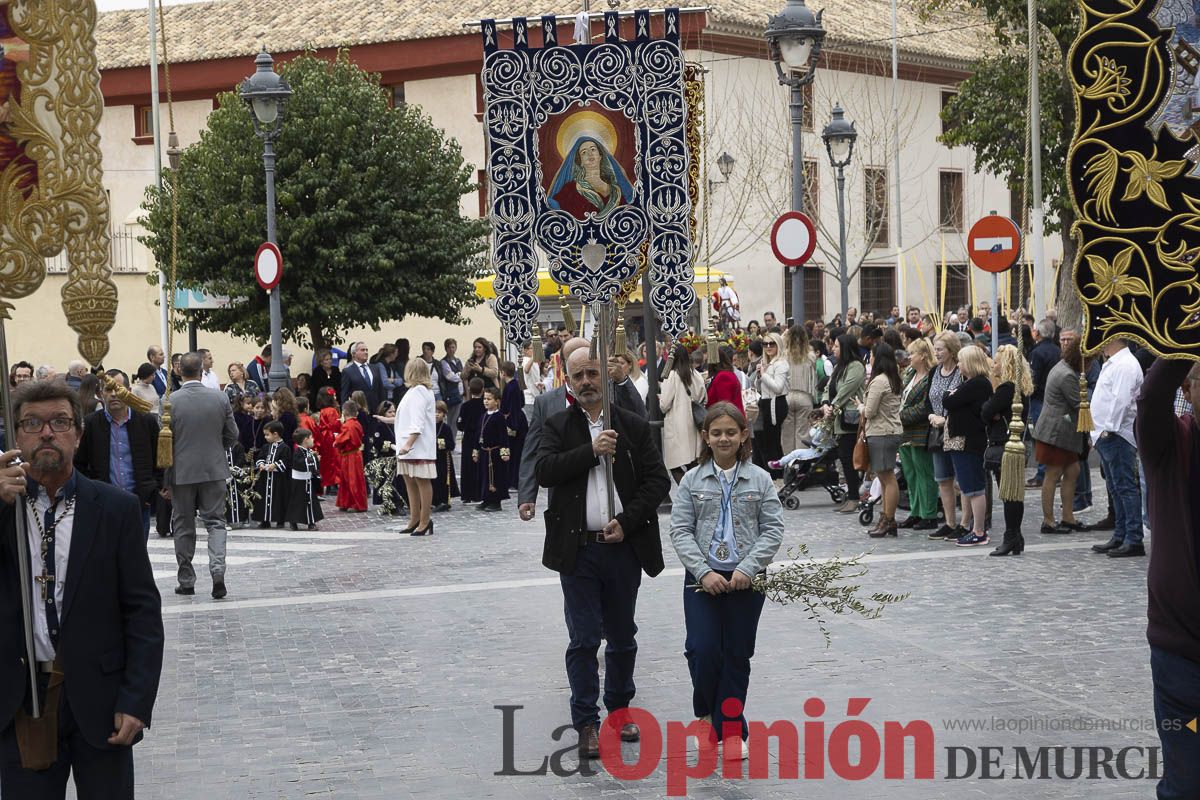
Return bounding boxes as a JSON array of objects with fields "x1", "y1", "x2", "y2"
[{"x1": 27, "y1": 494, "x2": 77, "y2": 553}]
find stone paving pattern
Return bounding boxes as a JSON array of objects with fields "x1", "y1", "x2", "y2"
[{"x1": 46, "y1": 469, "x2": 1163, "y2": 799}]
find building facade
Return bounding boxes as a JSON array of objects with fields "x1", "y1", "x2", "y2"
[{"x1": 8, "y1": 0, "x2": 1060, "y2": 371}]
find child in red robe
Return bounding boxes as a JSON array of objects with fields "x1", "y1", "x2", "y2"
[
  {"x1": 315, "y1": 387, "x2": 342, "y2": 495},
  {"x1": 334, "y1": 399, "x2": 368, "y2": 512}
]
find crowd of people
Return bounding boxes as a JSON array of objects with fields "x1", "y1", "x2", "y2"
[{"x1": 627, "y1": 301, "x2": 1160, "y2": 561}]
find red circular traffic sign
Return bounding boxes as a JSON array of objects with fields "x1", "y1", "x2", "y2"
[
  {"x1": 255, "y1": 242, "x2": 282, "y2": 291},
  {"x1": 770, "y1": 211, "x2": 817, "y2": 267},
  {"x1": 967, "y1": 214, "x2": 1022, "y2": 273}
]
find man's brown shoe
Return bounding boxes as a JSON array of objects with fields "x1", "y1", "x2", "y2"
[
  {"x1": 620, "y1": 722, "x2": 640, "y2": 742},
  {"x1": 578, "y1": 724, "x2": 600, "y2": 759}
]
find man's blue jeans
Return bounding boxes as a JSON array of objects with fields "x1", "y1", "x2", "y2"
[
  {"x1": 1151, "y1": 646, "x2": 1200, "y2": 798},
  {"x1": 1096, "y1": 434, "x2": 1142, "y2": 545},
  {"x1": 1029, "y1": 398, "x2": 1046, "y2": 481}
]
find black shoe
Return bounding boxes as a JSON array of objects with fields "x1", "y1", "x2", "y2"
[
  {"x1": 1060, "y1": 520, "x2": 1090, "y2": 532},
  {"x1": 259, "y1": 522, "x2": 271, "y2": 529},
  {"x1": 400, "y1": 522, "x2": 419, "y2": 534},
  {"x1": 483, "y1": 503, "x2": 502, "y2": 512},
  {"x1": 1040, "y1": 522, "x2": 1071, "y2": 534},
  {"x1": 174, "y1": 585, "x2": 195, "y2": 596},
  {"x1": 476, "y1": 502, "x2": 488, "y2": 511},
  {"x1": 1091, "y1": 537, "x2": 1124, "y2": 553},
  {"x1": 913, "y1": 517, "x2": 939, "y2": 531},
  {"x1": 433, "y1": 503, "x2": 451, "y2": 513},
  {"x1": 411, "y1": 521, "x2": 433, "y2": 536},
  {"x1": 897, "y1": 516, "x2": 920, "y2": 529},
  {"x1": 989, "y1": 532, "x2": 1025, "y2": 556},
  {"x1": 948, "y1": 525, "x2": 969, "y2": 541},
  {"x1": 1107, "y1": 543, "x2": 1146, "y2": 558},
  {"x1": 211, "y1": 579, "x2": 227, "y2": 599},
  {"x1": 929, "y1": 524, "x2": 954, "y2": 541},
  {"x1": 288, "y1": 522, "x2": 298, "y2": 531},
  {"x1": 1091, "y1": 515, "x2": 1116, "y2": 531}
]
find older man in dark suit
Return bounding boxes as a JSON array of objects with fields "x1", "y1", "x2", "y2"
[
  {"x1": 341, "y1": 341, "x2": 385, "y2": 414},
  {"x1": 165, "y1": 352, "x2": 239, "y2": 599},
  {"x1": 0, "y1": 379, "x2": 164, "y2": 799},
  {"x1": 536, "y1": 347, "x2": 670, "y2": 758}
]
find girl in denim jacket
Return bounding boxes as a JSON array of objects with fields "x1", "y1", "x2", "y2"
[{"x1": 670, "y1": 401, "x2": 785, "y2": 758}]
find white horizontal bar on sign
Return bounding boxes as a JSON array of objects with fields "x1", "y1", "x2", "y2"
[
  {"x1": 146, "y1": 541, "x2": 349, "y2": 554},
  {"x1": 972, "y1": 236, "x2": 1014, "y2": 252},
  {"x1": 461, "y1": 6, "x2": 710, "y2": 28}
]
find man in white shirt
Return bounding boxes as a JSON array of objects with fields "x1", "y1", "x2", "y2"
[
  {"x1": 198, "y1": 349, "x2": 221, "y2": 392},
  {"x1": 1090, "y1": 338, "x2": 1146, "y2": 558}
]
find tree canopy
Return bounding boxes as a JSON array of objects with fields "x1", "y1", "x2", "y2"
[
  {"x1": 929, "y1": 0, "x2": 1081, "y2": 321},
  {"x1": 142, "y1": 50, "x2": 489, "y2": 349}
]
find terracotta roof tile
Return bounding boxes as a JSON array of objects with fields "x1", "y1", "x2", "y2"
[{"x1": 95, "y1": 0, "x2": 989, "y2": 70}]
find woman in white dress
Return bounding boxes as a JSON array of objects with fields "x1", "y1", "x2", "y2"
[{"x1": 394, "y1": 358, "x2": 438, "y2": 536}]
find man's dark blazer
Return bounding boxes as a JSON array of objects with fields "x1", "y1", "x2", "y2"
[
  {"x1": 0, "y1": 472, "x2": 164, "y2": 749},
  {"x1": 535, "y1": 403, "x2": 670, "y2": 576},
  {"x1": 520, "y1": 383, "x2": 653, "y2": 507},
  {"x1": 75, "y1": 409, "x2": 162, "y2": 505},
  {"x1": 340, "y1": 361, "x2": 385, "y2": 414}
]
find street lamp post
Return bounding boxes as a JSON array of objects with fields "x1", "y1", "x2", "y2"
[
  {"x1": 240, "y1": 48, "x2": 292, "y2": 391},
  {"x1": 765, "y1": 0, "x2": 824, "y2": 326},
  {"x1": 821, "y1": 104, "x2": 857, "y2": 318}
]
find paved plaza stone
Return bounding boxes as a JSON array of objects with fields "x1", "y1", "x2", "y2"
[{"x1": 68, "y1": 469, "x2": 1162, "y2": 799}]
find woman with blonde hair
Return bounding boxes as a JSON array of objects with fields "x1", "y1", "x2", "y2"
[
  {"x1": 983, "y1": 344, "x2": 1034, "y2": 555},
  {"x1": 941, "y1": 345, "x2": 994, "y2": 546},
  {"x1": 897, "y1": 338, "x2": 938, "y2": 530},
  {"x1": 394, "y1": 356, "x2": 438, "y2": 535},
  {"x1": 225, "y1": 361, "x2": 260, "y2": 406},
  {"x1": 926, "y1": 331, "x2": 964, "y2": 539},
  {"x1": 782, "y1": 324, "x2": 818, "y2": 454},
  {"x1": 753, "y1": 331, "x2": 790, "y2": 476}
]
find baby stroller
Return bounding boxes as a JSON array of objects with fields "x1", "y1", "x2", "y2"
[
  {"x1": 776, "y1": 423, "x2": 845, "y2": 510},
  {"x1": 856, "y1": 460, "x2": 910, "y2": 526}
]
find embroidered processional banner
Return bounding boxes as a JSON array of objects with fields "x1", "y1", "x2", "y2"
[
  {"x1": 0, "y1": 0, "x2": 115, "y2": 363},
  {"x1": 1068, "y1": 0, "x2": 1200, "y2": 357},
  {"x1": 480, "y1": 8, "x2": 694, "y2": 342}
]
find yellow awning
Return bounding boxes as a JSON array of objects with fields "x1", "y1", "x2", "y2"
[{"x1": 474, "y1": 266, "x2": 731, "y2": 302}]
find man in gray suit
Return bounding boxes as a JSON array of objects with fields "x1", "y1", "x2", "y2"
[
  {"x1": 519, "y1": 338, "x2": 591, "y2": 521},
  {"x1": 165, "y1": 352, "x2": 239, "y2": 599}
]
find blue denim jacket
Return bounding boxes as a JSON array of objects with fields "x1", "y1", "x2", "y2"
[{"x1": 669, "y1": 459, "x2": 785, "y2": 580}]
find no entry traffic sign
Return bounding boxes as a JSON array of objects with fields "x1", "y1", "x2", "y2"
[
  {"x1": 255, "y1": 242, "x2": 282, "y2": 291},
  {"x1": 770, "y1": 211, "x2": 817, "y2": 267},
  {"x1": 967, "y1": 214, "x2": 1022, "y2": 273}
]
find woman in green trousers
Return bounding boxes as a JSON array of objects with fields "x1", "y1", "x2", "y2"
[{"x1": 897, "y1": 338, "x2": 939, "y2": 530}]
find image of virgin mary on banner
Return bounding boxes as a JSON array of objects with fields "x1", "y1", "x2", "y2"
[
  {"x1": 480, "y1": 8, "x2": 695, "y2": 343},
  {"x1": 1068, "y1": 0, "x2": 1200, "y2": 357}
]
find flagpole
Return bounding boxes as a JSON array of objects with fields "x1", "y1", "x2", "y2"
[
  {"x1": 0, "y1": 309, "x2": 41, "y2": 718},
  {"x1": 149, "y1": 0, "x2": 170, "y2": 356},
  {"x1": 891, "y1": 0, "x2": 904, "y2": 312},
  {"x1": 1028, "y1": 0, "x2": 1048, "y2": 317}
]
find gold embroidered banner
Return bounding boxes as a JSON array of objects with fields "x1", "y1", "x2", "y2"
[{"x1": 0, "y1": 0, "x2": 115, "y2": 364}]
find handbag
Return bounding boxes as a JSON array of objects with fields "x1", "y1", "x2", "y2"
[
  {"x1": 984, "y1": 443, "x2": 1005, "y2": 467},
  {"x1": 944, "y1": 434, "x2": 966, "y2": 452},
  {"x1": 691, "y1": 398, "x2": 707, "y2": 430},
  {"x1": 840, "y1": 407, "x2": 861, "y2": 429},
  {"x1": 926, "y1": 425, "x2": 945, "y2": 451},
  {"x1": 852, "y1": 422, "x2": 869, "y2": 472}
]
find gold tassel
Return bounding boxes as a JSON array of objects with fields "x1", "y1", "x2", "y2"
[
  {"x1": 558, "y1": 285, "x2": 575, "y2": 335},
  {"x1": 999, "y1": 392, "x2": 1026, "y2": 502},
  {"x1": 156, "y1": 397, "x2": 174, "y2": 469},
  {"x1": 1076, "y1": 369, "x2": 1094, "y2": 433},
  {"x1": 706, "y1": 316, "x2": 719, "y2": 365},
  {"x1": 100, "y1": 373, "x2": 153, "y2": 414},
  {"x1": 529, "y1": 323, "x2": 542, "y2": 362}
]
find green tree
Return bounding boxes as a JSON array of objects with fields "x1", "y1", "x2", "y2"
[
  {"x1": 929, "y1": 0, "x2": 1080, "y2": 322},
  {"x1": 142, "y1": 51, "x2": 489, "y2": 350}
]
